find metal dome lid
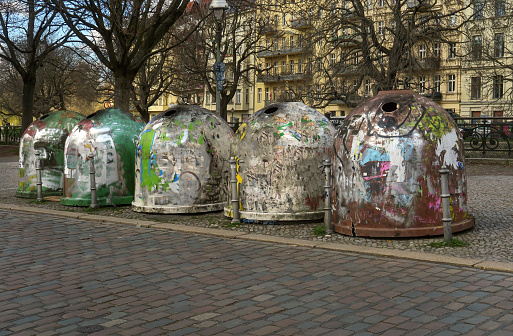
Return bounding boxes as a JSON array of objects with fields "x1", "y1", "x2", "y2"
[{"x1": 133, "y1": 105, "x2": 234, "y2": 214}]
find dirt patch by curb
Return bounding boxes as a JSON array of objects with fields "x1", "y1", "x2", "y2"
[{"x1": 0, "y1": 145, "x2": 18, "y2": 157}]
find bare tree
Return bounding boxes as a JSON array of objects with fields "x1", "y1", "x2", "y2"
[
  {"x1": 49, "y1": 0, "x2": 190, "y2": 113},
  {"x1": 274, "y1": 0, "x2": 471, "y2": 108},
  {"x1": 0, "y1": 0, "x2": 70, "y2": 131},
  {"x1": 0, "y1": 46, "x2": 101, "y2": 120},
  {"x1": 178, "y1": 0, "x2": 271, "y2": 120}
]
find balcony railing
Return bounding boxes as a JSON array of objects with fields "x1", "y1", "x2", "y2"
[
  {"x1": 257, "y1": 46, "x2": 307, "y2": 58},
  {"x1": 290, "y1": 18, "x2": 313, "y2": 29},
  {"x1": 259, "y1": 71, "x2": 313, "y2": 82}
]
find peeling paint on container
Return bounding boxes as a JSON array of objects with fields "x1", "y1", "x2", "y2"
[
  {"x1": 332, "y1": 90, "x2": 474, "y2": 237},
  {"x1": 17, "y1": 111, "x2": 84, "y2": 198},
  {"x1": 61, "y1": 109, "x2": 144, "y2": 206},
  {"x1": 226, "y1": 102, "x2": 336, "y2": 221},
  {"x1": 132, "y1": 105, "x2": 234, "y2": 214}
]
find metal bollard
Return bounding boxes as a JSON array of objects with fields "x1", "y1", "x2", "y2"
[
  {"x1": 229, "y1": 157, "x2": 241, "y2": 224},
  {"x1": 35, "y1": 150, "x2": 44, "y2": 201},
  {"x1": 323, "y1": 159, "x2": 333, "y2": 235},
  {"x1": 89, "y1": 152, "x2": 99, "y2": 209},
  {"x1": 439, "y1": 165, "x2": 452, "y2": 242}
]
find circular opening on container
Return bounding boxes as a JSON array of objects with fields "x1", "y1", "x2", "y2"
[
  {"x1": 40, "y1": 114, "x2": 50, "y2": 120},
  {"x1": 382, "y1": 102, "x2": 398, "y2": 113},
  {"x1": 264, "y1": 107, "x2": 279, "y2": 115},
  {"x1": 164, "y1": 110, "x2": 177, "y2": 117}
]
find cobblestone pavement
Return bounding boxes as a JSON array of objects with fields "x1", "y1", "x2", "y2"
[
  {"x1": 1, "y1": 156, "x2": 513, "y2": 262},
  {"x1": 3, "y1": 209, "x2": 513, "y2": 336}
]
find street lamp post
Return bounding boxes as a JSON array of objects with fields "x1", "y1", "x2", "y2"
[{"x1": 210, "y1": 0, "x2": 228, "y2": 116}]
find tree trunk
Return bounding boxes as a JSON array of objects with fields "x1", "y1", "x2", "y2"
[
  {"x1": 21, "y1": 76, "x2": 36, "y2": 133},
  {"x1": 220, "y1": 96, "x2": 228, "y2": 121},
  {"x1": 114, "y1": 72, "x2": 135, "y2": 113}
]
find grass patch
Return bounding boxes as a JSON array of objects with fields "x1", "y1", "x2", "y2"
[
  {"x1": 312, "y1": 225, "x2": 327, "y2": 236},
  {"x1": 428, "y1": 238, "x2": 469, "y2": 248},
  {"x1": 222, "y1": 221, "x2": 242, "y2": 228}
]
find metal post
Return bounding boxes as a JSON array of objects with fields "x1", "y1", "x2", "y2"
[
  {"x1": 229, "y1": 157, "x2": 240, "y2": 223},
  {"x1": 323, "y1": 159, "x2": 333, "y2": 235},
  {"x1": 89, "y1": 152, "x2": 99, "y2": 209},
  {"x1": 215, "y1": 20, "x2": 222, "y2": 116},
  {"x1": 35, "y1": 150, "x2": 44, "y2": 201},
  {"x1": 439, "y1": 165, "x2": 452, "y2": 242}
]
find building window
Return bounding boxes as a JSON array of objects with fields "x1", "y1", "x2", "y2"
[
  {"x1": 448, "y1": 43, "x2": 456, "y2": 59},
  {"x1": 364, "y1": 80, "x2": 371, "y2": 95},
  {"x1": 353, "y1": 51, "x2": 359, "y2": 65},
  {"x1": 448, "y1": 74, "x2": 456, "y2": 93},
  {"x1": 289, "y1": 35, "x2": 295, "y2": 48},
  {"x1": 433, "y1": 75, "x2": 441, "y2": 92},
  {"x1": 378, "y1": 21, "x2": 384, "y2": 36},
  {"x1": 265, "y1": 88, "x2": 270, "y2": 101},
  {"x1": 206, "y1": 93, "x2": 211, "y2": 105},
  {"x1": 419, "y1": 45, "x2": 426, "y2": 59},
  {"x1": 258, "y1": 88, "x2": 262, "y2": 103},
  {"x1": 378, "y1": 0, "x2": 384, "y2": 7},
  {"x1": 281, "y1": 61, "x2": 287, "y2": 73},
  {"x1": 494, "y1": 33, "x2": 504, "y2": 58},
  {"x1": 236, "y1": 90, "x2": 241, "y2": 104},
  {"x1": 245, "y1": 89, "x2": 249, "y2": 104},
  {"x1": 308, "y1": 58, "x2": 313, "y2": 72},
  {"x1": 418, "y1": 76, "x2": 426, "y2": 94},
  {"x1": 330, "y1": 53, "x2": 336, "y2": 66},
  {"x1": 493, "y1": 75, "x2": 504, "y2": 99},
  {"x1": 298, "y1": 59, "x2": 303, "y2": 73},
  {"x1": 433, "y1": 43, "x2": 441, "y2": 58},
  {"x1": 470, "y1": 77, "x2": 481, "y2": 100},
  {"x1": 289, "y1": 60, "x2": 295, "y2": 73},
  {"x1": 473, "y1": 0, "x2": 484, "y2": 19},
  {"x1": 471, "y1": 35, "x2": 482, "y2": 59},
  {"x1": 273, "y1": 62, "x2": 278, "y2": 75},
  {"x1": 496, "y1": 0, "x2": 506, "y2": 16}
]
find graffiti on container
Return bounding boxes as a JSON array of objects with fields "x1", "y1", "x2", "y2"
[
  {"x1": 331, "y1": 91, "x2": 473, "y2": 237},
  {"x1": 228, "y1": 102, "x2": 336, "y2": 221},
  {"x1": 133, "y1": 106, "x2": 233, "y2": 213},
  {"x1": 62, "y1": 109, "x2": 144, "y2": 206},
  {"x1": 17, "y1": 111, "x2": 83, "y2": 198}
]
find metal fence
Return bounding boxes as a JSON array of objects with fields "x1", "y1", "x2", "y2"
[
  {"x1": 454, "y1": 117, "x2": 513, "y2": 159},
  {"x1": 0, "y1": 126, "x2": 22, "y2": 145}
]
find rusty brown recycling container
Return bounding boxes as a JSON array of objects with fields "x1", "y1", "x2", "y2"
[{"x1": 331, "y1": 90, "x2": 474, "y2": 237}]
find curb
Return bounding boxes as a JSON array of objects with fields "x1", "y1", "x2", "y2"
[{"x1": 2, "y1": 203, "x2": 512, "y2": 274}]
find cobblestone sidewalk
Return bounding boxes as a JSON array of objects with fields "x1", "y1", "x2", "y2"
[{"x1": 2, "y1": 209, "x2": 513, "y2": 336}]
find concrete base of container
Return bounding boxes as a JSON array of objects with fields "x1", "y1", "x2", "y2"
[
  {"x1": 224, "y1": 207, "x2": 323, "y2": 222},
  {"x1": 132, "y1": 202, "x2": 224, "y2": 214},
  {"x1": 16, "y1": 190, "x2": 62, "y2": 199},
  {"x1": 60, "y1": 196, "x2": 134, "y2": 207},
  {"x1": 333, "y1": 216, "x2": 475, "y2": 238}
]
